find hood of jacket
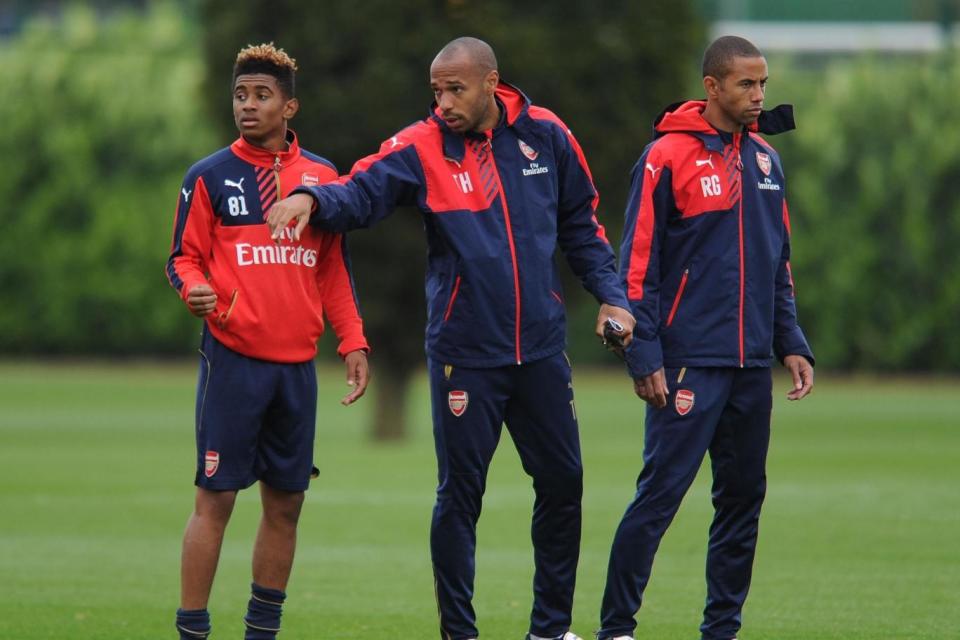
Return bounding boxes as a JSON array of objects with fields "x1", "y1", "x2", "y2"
[{"x1": 652, "y1": 100, "x2": 795, "y2": 139}]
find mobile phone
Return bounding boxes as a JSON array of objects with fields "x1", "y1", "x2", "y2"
[{"x1": 603, "y1": 317, "x2": 625, "y2": 350}]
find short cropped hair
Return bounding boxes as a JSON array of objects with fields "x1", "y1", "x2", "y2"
[
  {"x1": 702, "y1": 36, "x2": 763, "y2": 79},
  {"x1": 434, "y1": 36, "x2": 498, "y2": 74},
  {"x1": 233, "y1": 42, "x2": 298, "y2": 98}
]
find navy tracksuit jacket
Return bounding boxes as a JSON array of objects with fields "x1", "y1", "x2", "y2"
[
  {"x1": 599, "y1": 101, "x2": 814, "y2": 640},
  {"x1": 293, "y1": 81, "x2": 628, "y2": 640},
  {"x1": 294, "y1": 81, "x2": 628, "y2": 368}
]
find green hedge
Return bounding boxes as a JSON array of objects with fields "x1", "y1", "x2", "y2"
[
  {"x1": 2, "y1": 4, "x2": 957, "y2": 372},
  {"x1": 0, "y1": 4, "x2": 215, "y2": 355},
  {"x1": 773, "y1": 54, "x2": 960, "y2": 371}
]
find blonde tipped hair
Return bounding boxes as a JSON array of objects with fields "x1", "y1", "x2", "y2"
[
  {"x1": 233, "y1": 42, "x2": 297, "y2": 97},
  {"x1": 236, "y1": 42, "x2": 298, "y2": 71}
]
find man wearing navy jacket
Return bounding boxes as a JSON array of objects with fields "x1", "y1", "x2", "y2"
[
  {"x1": 268, "y1": 36, "x2": 634, "y2": 640},
  {"x1": 596, "y1": 36, "x2": 814, "y2": 640}
]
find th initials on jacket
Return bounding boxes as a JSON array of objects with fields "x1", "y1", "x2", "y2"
[{"x1": 453, "y1": 171, "x2": 474, "y2": 194}]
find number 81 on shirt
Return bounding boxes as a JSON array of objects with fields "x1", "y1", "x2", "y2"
[{"x1": 228, "y1": 195, "x2": 250, "y2": 216}]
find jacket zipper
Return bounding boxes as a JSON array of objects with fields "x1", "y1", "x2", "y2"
[
  {"x1": 273, "y1": 155, "x2": 282, "y2": 197},
  {"x1": 485, "y1": 134, "x2": 523, "y2": 364},
  {"x1": 443, "y1": 275, "x2": 461, "y2": 322},
  {"x1": 735, "y1": 132, "x2": 745, "y2": 367},
  {"x1": 665, "y1": 269, "x2": 689, "y2": 327}
]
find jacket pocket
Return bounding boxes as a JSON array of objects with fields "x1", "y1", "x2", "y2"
[
  {"x1": 665, "y1": 269, "x2": 689, "y2": 327},
  {"x1": 443, "y1": 276, "x2": 462, "y2": 323}
]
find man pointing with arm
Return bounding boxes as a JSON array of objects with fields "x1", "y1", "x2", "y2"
[{"x1": 269, "y1": 36, "x2": 633, "y2": 640}]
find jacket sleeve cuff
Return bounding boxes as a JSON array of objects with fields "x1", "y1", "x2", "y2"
[
  {"x1": 290, "y1": 185, "x2": 318, "y2": 202},
  {"x1": 337, "y1": 337, "x2": 370, "y2": 360},
  {"x1": 178, "y1": 279, "x2": 206, "y2": 303},
  {"x1": 774, "y1": 327, "x2": 815, "y2": 367},
  {"x1": 624, "y1": 337, "x2": 663, "y2": 379},
  {"x1": 291, "y1": 185, "x2": 324, "y2": 210},
  {"x1": 598, "y1": 286, "x2": 631, "y2": 312}
]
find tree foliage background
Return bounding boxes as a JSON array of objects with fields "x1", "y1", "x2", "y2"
[
  {"x1": 0, "y1": 3, "x2": 213, "y2": 355},
  {"x1": 1, "y1": 3, "x2": 957, "y2": 412},
  {"x1": 771, "y1": 54, "x2": 960, "y2": 371}
]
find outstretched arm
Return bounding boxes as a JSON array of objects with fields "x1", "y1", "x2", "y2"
[{"x1": 267, "y1": 138, "x2": 424, "y2": 241}]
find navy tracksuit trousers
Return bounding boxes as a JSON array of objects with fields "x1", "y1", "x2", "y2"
[
  {"x1": 599, "y1": 367, "x2": 773, "y2": 640},
  {"x1": 428, "y1": 353, "x2": 583, "y2": 640}
]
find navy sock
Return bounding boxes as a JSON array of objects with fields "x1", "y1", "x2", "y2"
[
  {"x1": 244, "y1": 582, "x2": 286, "y2": 639},
  {"x1": 175, "y1": 608, "x2": 210, "y2": 639}
]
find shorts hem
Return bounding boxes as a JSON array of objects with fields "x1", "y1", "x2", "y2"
[
  {"x1": 195, "y1": 476, "x2": 258, "y2": 491},
  {"x1": 259, "y1": 476, "x2": 310, "y2": 492}
]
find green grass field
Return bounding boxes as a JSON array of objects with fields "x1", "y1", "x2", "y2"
[{"x1": 1, "y1": 362, "x2": 957, "y2": 639}]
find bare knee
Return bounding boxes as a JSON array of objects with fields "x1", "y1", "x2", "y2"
[
  {"x1": 193, "y1": 488, "x2": 238, "y2": 524},
  {"x1": 261, "y1": 485, "x2": 305, "y2": 528}
]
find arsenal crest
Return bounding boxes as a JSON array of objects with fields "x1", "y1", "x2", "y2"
[
  {"x1": 674, "y1": 389, "x2": 695, "y2": 416},
  {"x1": 518, "y1": 139, "x2": 539, "y2": 161},
  {"x1": 756, "y1": 152, "x2": 772, "y2": 176},
  {"x1": 204, "y1": 450, "x2": 220, "y2": 477},
  {"x1": 448, "y1": 390, "x2": 469, "y2": 417},
  {"x1": 301, "y1": 173, "x2": 320, "y2": 186}
]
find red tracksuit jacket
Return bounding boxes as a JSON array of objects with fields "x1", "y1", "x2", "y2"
[{"x1": 166, "y1": 132, "x2": 368, "y2": 363}]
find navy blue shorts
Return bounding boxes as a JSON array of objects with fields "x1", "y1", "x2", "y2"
[{"x1": 193, "y1": 327, "x2": 317, "y2": 492}]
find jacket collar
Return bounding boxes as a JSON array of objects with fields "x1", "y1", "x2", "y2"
[
  {"x1": 652, "y1": 100, "x2": 795, "y2": 151},
  {"x1": 432, "y1": 81, "x2": 533, "y2": 163},
  {"x1": 230, "y1": 129, "x2": 301, "y2": 167}
]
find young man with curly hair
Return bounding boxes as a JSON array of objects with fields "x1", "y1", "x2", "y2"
[{"x1": 166, "y1": 43, "x2": 370, "y2": 640}]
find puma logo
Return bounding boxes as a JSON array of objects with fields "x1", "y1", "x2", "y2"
[
  {"x1": 181, "y1": 188, "x2": 192, "y2": 202},
  {"x1": 224, "y1": 178, "x2": 245, "y2": 194},
  {"x1": 389, "y1": 136, "x2": 403, "y2": 149},
  {"x1": 645, "y1": 162, "x2": 661, "y2": 179},
  {"x1": 695, "y1": 158, "x2": 714, "y2": 169}
]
